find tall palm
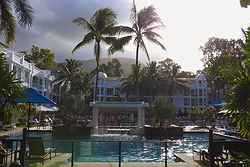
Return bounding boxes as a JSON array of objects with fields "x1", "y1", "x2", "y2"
[
  {"x1": 53, "y1": 59, "x2": 82, "y2": 98},
  {"x1": 113, "y1": 0, "x2": 166, "y2": 98},
  {"x1": 72, "y1": 8, "x2": 129, "y2": 101},
  {"x1": 0, "y1": 0, "x2": 33, "y2": 45}
]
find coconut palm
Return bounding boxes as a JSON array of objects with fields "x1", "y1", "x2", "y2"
[
  {"x1": 72, "y1": 8, "x2": 130, "y2": 101},
  {"x1": 111, "y1": 0, "x2": 166, "y2": 98},
  {"x1": 53, "y1": 59, "x2": 82, "y2": 95},
  {"x1": 0, "y1": 0, "x2": 33, "y2": 45}
]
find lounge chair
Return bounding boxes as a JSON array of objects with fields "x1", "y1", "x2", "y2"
[
  {"x1": 27, "y1": 137, "x2": 56, "y2": 165},
  {"x1": 193, "y1": 141, "x2": 228, "y2": 166},
  {"x1": 201, "y1": 141, "x2": 228, "y2": 166},
  {"x1": 0, "y1": 144, "x2": 9, "y2": 167}
]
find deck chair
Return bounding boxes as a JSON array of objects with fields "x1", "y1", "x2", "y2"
[
  {"x1": 0, "y1": 144, "x2": 7, "y2": 167},
  {"x1": 27, "y1": 137, "x2": 56, "y2": 165},
  {"x1": 201, "y1": 141, "x2": 228, "y2": 166}
]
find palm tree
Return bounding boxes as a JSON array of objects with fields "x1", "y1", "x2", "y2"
[
  {"x1": 0, "y1": 0, "x2": 33, "y2": 45},
  {"x1": 72, "y1": 8, "x2": 128, "y2": 101},
  {"x1": 113, "y1": 0, "x2": 166, "y2": 98},
  {"x1": 53, "y1": 59, "x2": 82, "y2": 99}
]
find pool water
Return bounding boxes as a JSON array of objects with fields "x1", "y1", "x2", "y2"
[{"x1": 9, "y1": 132, "x2": 209, "y2": 162}]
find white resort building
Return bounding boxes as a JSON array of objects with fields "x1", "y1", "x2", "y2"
[
  {"x1": 4, "y1": 50, "x2": 56, "y2": 101},
  {"x1": 95, "y1": 72, "x2": 209, "y2": 113}
]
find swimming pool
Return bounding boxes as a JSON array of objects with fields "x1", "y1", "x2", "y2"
[{"x1": 18, "y1": 132, "x2": 208, "y2": 162}]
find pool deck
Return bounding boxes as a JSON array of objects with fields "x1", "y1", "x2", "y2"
[{"x1": 29, "y1": 153, "x2": 205, "y2": 167}]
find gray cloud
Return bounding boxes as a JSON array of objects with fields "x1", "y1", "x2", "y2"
[{"x1": 14, "y1": 0, "x2": 132, "y2": 62}]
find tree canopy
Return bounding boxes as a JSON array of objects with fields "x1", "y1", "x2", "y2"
[
  {"x1": 24, "y1": 45, "x2": 56, "y2": 70},
  {"x1": 99, "y1": 58, "x2": 123, "y2": 77}
]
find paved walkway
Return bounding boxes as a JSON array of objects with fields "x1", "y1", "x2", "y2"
[{"x1": 32, "y1": 153, "x2": 205, "y2": 167}]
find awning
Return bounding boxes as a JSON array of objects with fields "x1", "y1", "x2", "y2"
[{"x1": 16, "y1": 88, "x2": 56, "y2": 106}]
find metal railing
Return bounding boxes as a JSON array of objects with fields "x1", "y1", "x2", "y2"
[{"x1": 0, "y1": 130, "x2": 210, "y2": 167}]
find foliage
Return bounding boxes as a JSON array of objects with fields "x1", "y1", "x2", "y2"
[
  {"x1": 122, "y1": 58, "x2": 184, "y2": 100},
  {"x1": 240, "y1": 0, "x2": 250, "y2": 7},
  {"x1": 201, "y1": 37, "x2": 244, "y2": 100},
  {"x1": 53, "y1": 59, "x2": 91, "y2": 126},
  {"x1": 190, "y1": 107, "x2": 215, "y2": 127},
  {"x1": 0, "y1": 52, "x2": 23, "y2": 111},
  {"x1": 23, "y1": 45, "x2": 56, "y2": 70},
  {"x1": 72, "y1": 8, "x2": 126, "y2": 100},
  {"x1": 225, "y1": 27, "x2": 250, "y2": 139},
  {"x1": 152, "y1": 97, "x2": 176, "y2": 126},
  {"x1": 112, "y1": 0, "x2": 166, "y2": 97},
  {"x1": 176, "y1": 71, "x2": 195, "y2": 78},
  {"x1": 0, "y1": 0, "x2": 33, "y2": 45},
  {"x1": 99, "y1": 58, "x2": 123, "y2": 77},
  {"x1": 122, "y1": 64, "x2": 142, "y2": 98}
]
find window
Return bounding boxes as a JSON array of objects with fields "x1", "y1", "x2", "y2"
[
  {"x1": 25, "y1": 71, "x2": 29, "y2": 83},
  {"x1": 17, "y1": 68, "x2": 22, "y2": 80},
  {"x1": 45, "y1": 79, "x2": 48, "y2": 89},
  {"x1": 39, "y1": 79, "x2": 43, "y2": 88},
  {"x1": 191, "y1": 89, "x2": 195, "y2": 96},
  {"x1": 107, "y1": 88, "x2": 113, "y2": 95},
  {"x1": 199, "y1": 98, "x2": 203, "y2": 105},
  {"x1": 203, "y1": 98, "x2": 207, "y2": 105},
  {"x1": 199, "y1": 89, "x2": 203, "y2": 96},
  {"x1": 114, "y1": 88, "x2": 120, "y2": 96},
  {"x1": 184, "y1": 98, "x2": 190, "y2": 106},
  {"x1": 191, "y1": 98, "x2": 195, "y2": 106},
  {"x1": 101, "y1": 88, "x2": 104, "y2": 95}
]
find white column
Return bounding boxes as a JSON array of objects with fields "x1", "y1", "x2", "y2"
[
  {"x1": 93, "y1": 107, "x2": 99, "y2": 134},
  {"x1": 137, "y1": 108, "x2": 145, "y2": 128}
]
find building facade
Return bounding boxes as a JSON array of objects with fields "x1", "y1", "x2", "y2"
[
  {"x1": 95, "y1": 72, "x2": 209, "y2": 113},
  {"x1": 4, "y1": 50, "x2": 56, "y2": 101}
]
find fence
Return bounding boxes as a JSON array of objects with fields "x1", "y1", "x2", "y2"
[{"x1": 0, "y1": 133, "x2": 209, "y2": 167}]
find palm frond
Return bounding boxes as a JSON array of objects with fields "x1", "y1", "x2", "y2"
[
  {"x1": 108, "y1": 36, "x2": 132, "y2": 55},
  {"x1": 91, "y1": 8, "x2": 117, "y2": 32},
  {"x1": 137, "y1": 5, "x2": 162, "y2": 30},
  {"x1": 13, "y1": 0, "x2": 33, "y2": 27},
  {"x1": 73, "y1": 17, "x2": 95, "y2": 32},
  {"x1": 140, "y1": 39, "x2": 150, "y2": 61},
  {"x1": 72, "y1": 31, "x2": 95, "y2": 53},
  {"x1": 0, "y1": 0, "x2": 16, "y2": 44},
  {"x1": 145, "y1": 34, "x2": 166, "y2": 51},
  {"x1": 143, "y1": 31, "x2": 163, "y2": 39},
  {"x1": 145, "y1": 25, "x2": 165, "y2": 32},
  {"x1": 103, "y1": 25, "x2": 135, "y2": 36},
  {"x1": 102, "y1": 36, "x2": 117, "y2": 45}
]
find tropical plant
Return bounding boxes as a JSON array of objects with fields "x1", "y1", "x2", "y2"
[
  {"x1": 99, "y1": 58, "x2": 123, "y2": 77},
  {"x1": 113, "y1": 0, "x2": 166, "y2": 97},
  {"x1": 152, "y1": 97, "x2": 176, "y2": 126},
  {"x1": 54, "y1": 59, "x2": 91, "y2": 126},
  {"x1": 0, "y1": 53, "x2": 23, "y2": 111},
  {"x1": 122, "y1": 64, "x2": 142, "y2": 100},
  {"x1": 23, "y1": 45, "x2": 56, "y2": 70},
  {"x1": 53, "y1": 59, "x2": 83, "y2": 94},
  {"x1": 225, "y1": 27, "x2": 250, "y2": 139},
  {"x1": 0, "y1": 0, "x2": 33, "y2": 45},
  {"x1": 72, "y1": 8, "x2": 126, "y2": 101},
  {"x1": 140, "y1": 61, "x2": 160, "y2": 99}
]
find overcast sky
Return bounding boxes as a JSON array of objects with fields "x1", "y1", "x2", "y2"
[{"x1": 10, "y1": 0, "x2": 250, "y2": 72}]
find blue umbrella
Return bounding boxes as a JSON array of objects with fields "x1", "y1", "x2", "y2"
[{"x1": 16, "y1": 88, "x2": 56, "y2": 129}]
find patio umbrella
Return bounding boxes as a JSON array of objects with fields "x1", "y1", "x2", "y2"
[{"x1": 16, "y1": 88, "x2": 56, "y2": 130}]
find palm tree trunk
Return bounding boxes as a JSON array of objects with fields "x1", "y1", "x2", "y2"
[
  {"x1": 135, "y1": 42, "x2": 140, "y2": 100},
  {"x1": 94, "y1": 41, "x2": 101, "y2": 101}
]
